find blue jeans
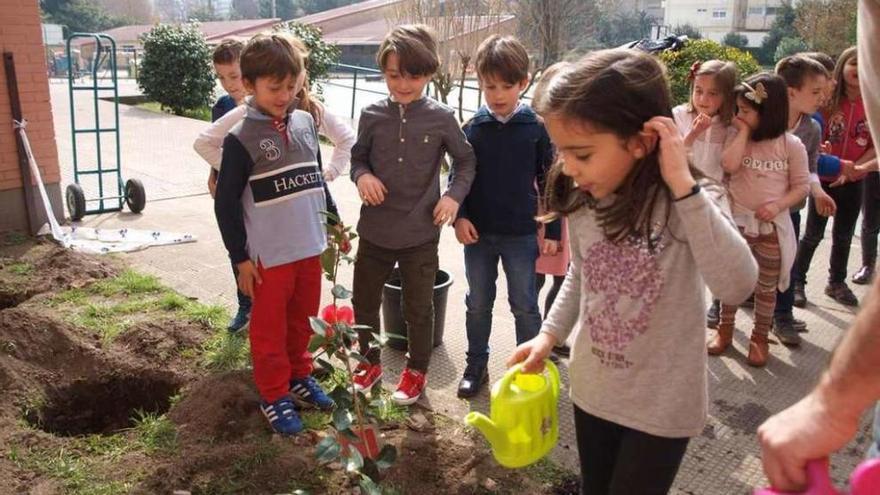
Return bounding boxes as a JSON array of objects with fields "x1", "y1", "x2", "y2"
[
  {"x1": 464, "y1": 234, "x2": 542, "y2": 369},
  {"x1": 231, "y1": 261, "x2": 253, "y2": 313}
]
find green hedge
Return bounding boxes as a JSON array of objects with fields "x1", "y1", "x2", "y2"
[{"x1": 659, "y1": 39, "x2": 761, "y2": 107}]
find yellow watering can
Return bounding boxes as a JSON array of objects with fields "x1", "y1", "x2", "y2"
[{"x1": 464, "y1": 360, "x2": 560, "y2": 468}]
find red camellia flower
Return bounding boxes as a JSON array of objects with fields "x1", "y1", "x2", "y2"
[{"x1": 319, "y1": 304, "x2": 355, "y2": 340}]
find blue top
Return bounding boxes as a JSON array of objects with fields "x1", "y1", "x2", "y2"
[
  {"x1": 212, "y1": 95, "x2": 238, "y2": 122},
  {"x1": 460, "y1": 104, "x2": 560, "y2": 239}
]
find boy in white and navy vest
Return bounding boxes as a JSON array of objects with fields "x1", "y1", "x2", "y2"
[{"x1": 214, "y1": 33, "x2": 337, "y2": 436}]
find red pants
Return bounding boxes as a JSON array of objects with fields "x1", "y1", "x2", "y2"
[{"x1": 249, "y1": 256, "x2": 320, "y2": 403}]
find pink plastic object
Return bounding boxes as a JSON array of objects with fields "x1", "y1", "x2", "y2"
[{"x1": 754, "y1": 459, "x2": 880, "y2": 495}]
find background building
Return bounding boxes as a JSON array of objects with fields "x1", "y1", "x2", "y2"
[{"x1": 664, "y1": 0, "x2": 782, "y2": 46}]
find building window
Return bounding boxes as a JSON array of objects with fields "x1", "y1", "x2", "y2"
[
  {"x1": 748, "y1": 7, "x2": 764, "y2": 15},
  {"x1": 765, "y1": 7, "x2": 778, "y2": 14},
  {"x1": 697, "y1": 8, "x2": 707, "y2": 13},
  {"x1": 712, "y1": 9, "x2": 727, "y2": 18}
]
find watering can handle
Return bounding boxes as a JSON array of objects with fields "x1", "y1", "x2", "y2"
[
  {"x1": 752, "y1": 459, "x2": 836, "y2": 495},
  {"x1": 546, "y1": 359, "x2": 560, "y2": 401},
  {"x1": 498, "y1": 360, "x2": 559, "y2": 400}
]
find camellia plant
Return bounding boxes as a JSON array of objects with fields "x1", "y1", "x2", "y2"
[{"x1": 309, "y1": 213, "x2": 397, "y2": 494}]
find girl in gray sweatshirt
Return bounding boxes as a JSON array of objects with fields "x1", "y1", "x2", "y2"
[{"x1": 507, "y1": 49, "x2": 758, "y2": 494}]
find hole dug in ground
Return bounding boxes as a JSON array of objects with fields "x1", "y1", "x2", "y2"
[{"x1": 31, "y1": 371, "x2": 181, "y2": 436}]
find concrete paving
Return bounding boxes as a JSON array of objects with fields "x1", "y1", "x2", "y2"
[{"x1": 47, "y1": 82, "x2": 875, "y2": 494}]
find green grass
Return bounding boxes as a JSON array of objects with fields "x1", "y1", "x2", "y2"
[
  {"x1": 90, "y1": 270, "x2": 163, "y2": 297},
  {"x1": 6, "y1": 261, "x2": 33, "y2": 276},
  {"x1": 7, "y1": 445, "x2": 134, "y2": 495},
  {"x1": 50, "y1": 287, "x2": 89, "y2": 306},
  {"x1": 132, "y1": 410, "x2": 177, "y2": 454},
  {"x1": 136, "y1": 101, "x2": 212, "y2": 122},
  {"x1": 157, "y1": 292, "x2": 188, "y2": 311},
  {"x1": 2, "y1": 231, "x2": 29, "y2": 246},
  {"x1": 182, "y1": 302, "x2": 228, "y2": 329},
  {"x1": 202, "y1": 329, "x2": 250, "y2": 372},
  {"x1": 523, "y1": 458, "x2": 579, "y2": 489},
  {"x1": 300, "y1": 410, "x2": 331, "y2": 430},
  {"x1": 71, "y1": 303, "x2": 128, "y2": 342}
]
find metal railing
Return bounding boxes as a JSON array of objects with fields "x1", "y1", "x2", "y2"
[{"x1": 323, "y1": 62, "x2": 532, "y2": 122}]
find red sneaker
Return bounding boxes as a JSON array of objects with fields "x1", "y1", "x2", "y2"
[
  {"x1": 352, "y1": 362, "x2": 382, "y2": 392},
  {"x1": 392, "y1": 368, "x2": 426, "y2": 405}
]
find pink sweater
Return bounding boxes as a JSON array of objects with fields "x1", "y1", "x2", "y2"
[{"x1": 727, "y1": 133, "x2": 810, "y2": 212}]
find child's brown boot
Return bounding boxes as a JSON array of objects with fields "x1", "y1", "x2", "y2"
[
  {"x1": 747, "y1": 333, "x2": 769, "y2": 367},
  {"x1": 707, "y1": 325, "x2": 733, "y2": 355}
]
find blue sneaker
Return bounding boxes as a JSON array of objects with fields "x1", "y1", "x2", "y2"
[
  {"x1": 290, "y1": 376, "x2": 335, "y2": 411},
  {"x1": 227, "y1": 306, "x2": 250, "y2": 334},
  {"x1": 260, "y1": 397, "x2": 302, "y2": 435}
]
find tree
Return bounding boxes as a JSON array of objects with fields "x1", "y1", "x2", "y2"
[
  {"x1": 512, "y1": 0, "x2": 599, "y2": 67},
  {"x1": 137, "y1": 23, "x2": 216, "y2": 115},
  {"x1": 230, "y1": 0, "x2": 260, "y2": 18},
  {"x1": 759, "y1": 1, "x2": 797, "y2": 65},
  {"x1": 40, "y1": 0, "x2": 130, "y2": 33},
  {"x1": 596, "y1": 9, "x2": 654, "y2": 48},
  {"x1": 390, "y1": 0, "x2": 508, "y2": 105},
  {"x1": 273, "y1": 21, "x2": 341, "y2": 89},
  {"x1": 672, "y1": 23, "x2": 703, "y2": 40},
  {"x1": 96, "y1": 0, "x2": 152, "y2": 23},
  {"x1": 775, "y1": 36, "x2": 810, "y2": 61},
  {"x1": 722, "y1": 32, "x2": 749, "y2": 50},
  {"x1": 660, "y1": 39, "x2": 760, "y2": 106},
  {"x1": 794, "y1": 0, "x2": 857, "y2": 56}
]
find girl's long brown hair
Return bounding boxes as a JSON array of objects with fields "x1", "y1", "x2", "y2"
[
  {"x1": 535, "y1": 49, "x2": 690, "y2": 246},
  {"x1": 829, "y1": 46, "x2": 857, "y2": 115},
  {"x1": 285, "y1": 34, "x2": 325, "y2": 129}
]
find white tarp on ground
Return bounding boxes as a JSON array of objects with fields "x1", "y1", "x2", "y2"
[{"x1": 15, "y1": 119, "x2": 197, "y2": 254}]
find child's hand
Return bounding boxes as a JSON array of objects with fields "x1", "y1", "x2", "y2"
[
  {"x1": 855, "y1": 160, "x2": 879, "y2": 173},
  {"x1": 541, "y1": 239, "x2": 559, "y2": 256},
  {"x1": 756, "y1": 201, "x2": 782, "y2": 222},
  {"x1": 433, "y1": 196, "x2": 460, "y2": 226},
  {"x1": 692, "y1": 113, "x2": 712, "y2": 134},
  {"x1": 819, "y1": 140, "x2": 832, "y2": 155},
  {"x1": 733, "y1": 116, "x2": 751, "y2": 134},
  {"x1": 208, "y1": 169, "x2": 218, "y2": 199},
  {"x1": 323, "y1": 169, "x2": 338, "y2": 182},
  {"x1": 454, "y1": 218, "x2": 479, "y2": 245},
  {"x1": 236, "y1": 260, "x2": 262, "y2": 298},
  {"x1": 356, "y1": 173, "x2": 387, "y2": 205},
  {"x1": 506, "y1": 332, "x2": 557, "y2": 374},
  {"x1": 642, "y1": 117, "x2": 696, "y2": 199},
  {"x1": 813, "y1": 189, "x2": 837, "y2": 217}
]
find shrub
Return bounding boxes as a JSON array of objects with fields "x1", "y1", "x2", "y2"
[
  {"x1": 673, "y1": 23, "x2": 703, "y2": 40},
  {"x1": 659, "y1": 38, "x2": 761, "y2": 107},
  {"x1": 273, "y1": 21, "x2": 341, "y2": 91},
  {"x1": 775, "y1": 36, "x2": 810, "y2": 63},
  {"x1": 722, "y1": 32, "x2": 749, "y2": 50},
  {"x1": 137, "y1": 23, "x2": 215, "y2": 116}
]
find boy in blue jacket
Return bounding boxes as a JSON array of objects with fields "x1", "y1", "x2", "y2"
[{"x1": 454, "y1": 35, "x2": 560, "y2": 397}]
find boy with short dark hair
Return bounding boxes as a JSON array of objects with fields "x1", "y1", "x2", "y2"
[
  {"x1": 209, "y1": 39, "x2": 251, "y2": 333},
  {"x1": 214, "y1": 33, "x2": 338, "y2": 435},
  {"x1": 349, "y1": 24, "x2": 476, "y2": 405},
  {"x1": 454, "y1": 34, "x2": 559, "y2": 398}
]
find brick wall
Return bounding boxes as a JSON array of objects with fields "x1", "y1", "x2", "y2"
[{"x1": 0, "y1": 0, "x2": 62, "y2": 232}]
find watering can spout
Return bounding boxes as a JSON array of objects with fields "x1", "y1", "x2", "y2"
[{"x1": 465, "y1": 412, "x2": 507, "y2": 452}]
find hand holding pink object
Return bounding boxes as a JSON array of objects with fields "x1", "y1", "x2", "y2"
[{"x1": 754, "y1": 459, "x2": 880, "y2": 495}]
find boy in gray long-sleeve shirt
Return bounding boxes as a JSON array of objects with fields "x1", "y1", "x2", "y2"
[{"x1": 349, "y1": 25, "x2": 476, "y2": 405}]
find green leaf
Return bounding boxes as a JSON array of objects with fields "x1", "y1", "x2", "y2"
[
  {"x1": 331, "y1": 284, "x2": 353, "y2": 300},
  {"x1": 345, "y1": 448, "x2": 364, "y2": 472},
  {"x1": 307, "y1": 334, "x2": 326, "y2": 353},
  {"x1": 332, "y1": 409, "x2": 352, "y2": 431},
  {"x1": 316, "y1": 358, "x2": 335, "y2": 374},
  {"x1": 376, "y1": 444, "x2": 397, "y2": 470},
  {"x1": 352, "y1": 324, "x2": 373, "y2": 331},
  {"x1": 309, "y1": 317, "x2": 328, "y2": 337},
  {"x1": 320, "y1": 210, "x2": 342, "y2": 225},
  {"x1": 320, "y1": 247, "x2": 337, "y2": 280},
  {"x1": 315, "y1": 435, "x2": 341, "y2": 463},
  {"x1": 359, "y1": 475, "x2": 382, "y2": 495},
  {"x1": 386, "y1": 332, "x2": 407, "y2": 342}
]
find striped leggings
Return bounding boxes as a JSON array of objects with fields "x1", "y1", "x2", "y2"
[{"x1": 719, "y1": 229, "x2": 781, "y2": 337}]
